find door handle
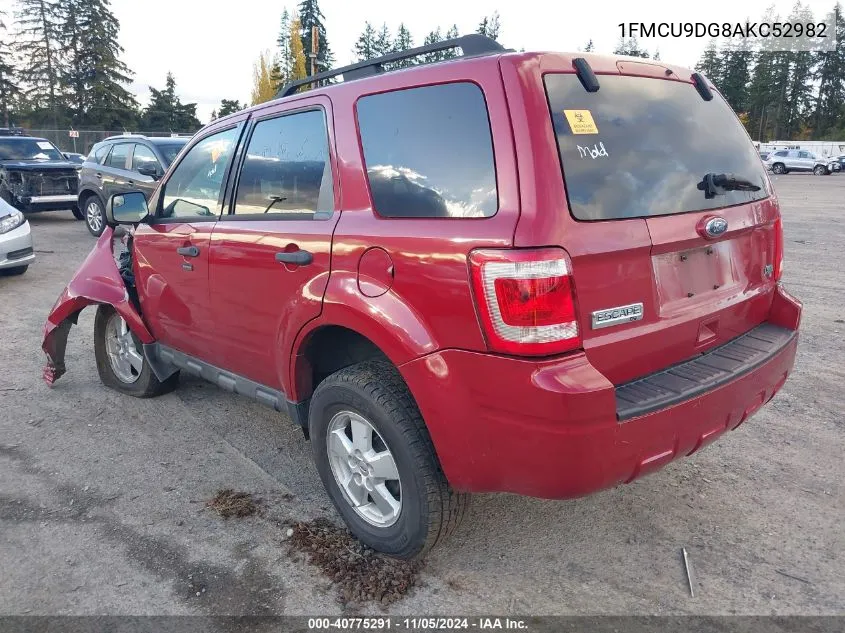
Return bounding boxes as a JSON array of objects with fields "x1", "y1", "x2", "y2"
[
  {"x1": 275, "y1": 250, "x2": 313, "y2": 266},
  {"x1": 177, "y1": 246, "x2": 200, "y2": 257}
]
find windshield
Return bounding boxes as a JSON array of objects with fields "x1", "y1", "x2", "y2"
[
  {"x1": 544, "y1": 74, "x2": 769, "y2": 221},
  {"x1": 0, "y1": 138, "x2": 65, "y2": 161},
  {"x1": 157, "y1": 143, "x2": 186, "y2": 166}
]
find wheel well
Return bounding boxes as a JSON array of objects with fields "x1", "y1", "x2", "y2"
[
  {"x1": 300, "y1": 326, "x2": 390, "y2": 397},
  {"x1": 78, "y1": 189, "x2": 101, "y2": 206}
]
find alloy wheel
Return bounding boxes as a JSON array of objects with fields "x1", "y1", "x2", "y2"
[
  {"x1": 104, "y1": 313, "x2": 143, "y2": 383},
  {"x1": 326, "y1": 410, "x2": 402, "y2": 527},
  {"x1": 87, "y1": 200, "x2": 103, "y2": 233}
]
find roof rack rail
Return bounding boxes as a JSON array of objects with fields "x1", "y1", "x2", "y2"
[{"x1": 277, "y1": 34, "x2": 508, "y2": 98}]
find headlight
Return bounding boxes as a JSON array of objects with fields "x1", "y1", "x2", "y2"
[{"x1": 0, "y1": 210, "x2": 25, "y2": 235}]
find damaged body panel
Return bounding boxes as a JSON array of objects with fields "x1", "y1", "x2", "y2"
[
  {"x1": 42, "y1": 228, "x2": 154, "y2": 385},
  {"x1": 0, "y1": 136, "x2": 80, "y2": 213}
]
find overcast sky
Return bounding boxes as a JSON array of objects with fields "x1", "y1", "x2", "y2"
[{"x1": 0, "y1": 0, "x2": 837, "y2": 123}]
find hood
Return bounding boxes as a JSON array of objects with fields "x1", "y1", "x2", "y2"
[
  {"x1": 0, "y1": 197, "x2": 17, "y2": 218},
  {"x1": 0, "y1": 159, "x2": 80, "y2": 171}
]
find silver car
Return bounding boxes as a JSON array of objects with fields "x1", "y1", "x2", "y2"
[
  {"x1": 764, "y1": 149, "x2": 836, "y2": 175},
  {"x1": 0, "y1": 198, "x2": 34, "y2": 275}
]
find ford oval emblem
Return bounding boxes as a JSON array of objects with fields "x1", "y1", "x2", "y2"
[{"x1": 704, "y1": 217, "x2": 728, "y2": 238}]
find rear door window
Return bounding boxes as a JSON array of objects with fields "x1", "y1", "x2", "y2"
[
  {"x1": 233, "y1": 109, "x2": 333, "y2": 217},
  {"x1": 544, "y1": 74, "x2": 769, "y2": 221},
  {"x1": 356, "y1": 82, "x2": 497, "y2": 218},
  {"x1": 105, "y1": 143, "x2": 131, "y2": 169}
]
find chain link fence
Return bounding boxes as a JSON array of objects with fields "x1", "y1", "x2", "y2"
[{"x1": 25, "y1": 129, "x2": 195, "y2": 155}]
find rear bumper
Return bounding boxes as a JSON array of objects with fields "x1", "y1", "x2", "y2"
[
  {"x1": 0, "y1": 221, "x2": 35, "y2": 269},
  {"x1": 401, "y1": 285, "x2": 801, "y2": 498}
]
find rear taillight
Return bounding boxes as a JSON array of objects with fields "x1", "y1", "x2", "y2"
[
  {"x1": 773, "y1": 217, "x2": 784, "y2": 281},
  {"x1": 469, "y1": 248, "x2": 581, "y2": 356}
]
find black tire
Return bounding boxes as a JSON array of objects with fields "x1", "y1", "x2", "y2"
[
  {"x1": 771, "y1": 163, "x2": 786, "y2": 175},
  {"x1": 94, "y1": 304, "x2": 178, "y2": 397},
  {"x1": 71, "y1": 204, "x2": 84, "y2": 220},
  {"x1": 81, "y1": 195, "x2": 106, "y2": 237},
  {"x1": 813, "y1": 165, "x2": 828, "y2": 176},
  {"x1": 0, "y1": 265, "x2": 27, "y2": 276},
  {"x1": 309, "y1": 360, "x2": 468, "y2": 559}
]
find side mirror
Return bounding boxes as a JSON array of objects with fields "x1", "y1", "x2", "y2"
[
  {"x1": 137, "y1": 164, "x2": 160, "y2": 180},
  {"x1": 107, "y1": 191, "x2": 149, "y2": 225}
]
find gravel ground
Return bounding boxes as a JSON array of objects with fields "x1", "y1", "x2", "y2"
[{"x1": 0, "y1": 175, "x2": 842, "y2": 616}]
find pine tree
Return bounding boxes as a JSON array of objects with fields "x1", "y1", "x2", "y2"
[
  {"x1": 422, "y1": 28, "x2": 443, "y2": 63},
  {"x1": 374, "y1": 23, "x2": 392, "y2": 57},
  {"x1": 354, "y1": 22, "x2": 378, "y2": 61},
  {"x1": 812, "y1": 3, "x2": 845, "y2": 138},
  {"x1": 0, "y1": 10, "x2": 21, "y2": 126},
  {"x1": 143, "y1": 73, "x2": 201, "y2": 132},
  {"x1": 718, "y1": 38, "x2": 753, "y2": 114},
  {"x1": 218, "y1": 99, "x2": 242, "y2": 117},
  {"x1": 613, "y1": 36, "x2": 649, "y2": 58},
  {"x1": 581, "y1": 39, "x2": 594, "y2": 52},
  {"x1": 15, "y1": 0, "x2": 62, "y2": 115},
  {"x1": 782, "y1": 3, "x2": 817, "y2": 139},
  {"x1": 298, "y1": 0, "x2": 333, "y2": 76},
  {"x1": 442, "y1": 25, "x2": 459, "y2": 59},
  {"x1": 392, "y1": 23, "x2": 414, "y2": 67},
  {"x1": 271, "y1": 9, "x2": 292, "y2": 88},
  {"x1": 477, "y1": 12, "x2": 501, "y2": 41},
  {"x1": 59, "y1": 0, "x2": 137, "y2": 128},
  {"x1": 695, "y1": 40, "x2": 721, "y2": 84}
]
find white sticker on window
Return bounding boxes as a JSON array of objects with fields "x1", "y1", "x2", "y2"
[
  {"x1": 577, "y1": 142, "x2": 609, "y2": 159},
  {"x1": 37, "y1": 141, "x2": 54, "y2": 150}
]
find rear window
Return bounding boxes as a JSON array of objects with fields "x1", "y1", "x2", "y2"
[
  {"x1": 357, "y1": 82, "x2": 497, "y2": 218},
  {"x1": 545, "y1": 74, "x2": 768, "y2": 221}
]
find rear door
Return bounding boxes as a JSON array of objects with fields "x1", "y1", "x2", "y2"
[
  {"x1": 101, "y1": 142, "x2": 133, "y2": 200},
  {"x1": 206, "y1": 97, "x2": 339, "y2": 389},
  {"x1": 512, "y1": 60, "x2": 779, "y2": 384}
]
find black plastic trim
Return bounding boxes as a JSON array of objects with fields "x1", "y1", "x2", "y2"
[
  {"x1": 143, "y1": 343, "x2": 300, "y2": 419},
  {"x1": 691, "y1": 72, "x2": 714, "y2": 101},
  {"x1": 572, "y1": 57, "x2": 600, "y2": 92},
  {"x1": 615, "y1": 323, "x2": 796, "y2": 422}
]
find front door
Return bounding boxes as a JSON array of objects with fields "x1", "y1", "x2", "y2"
[
  {"x1": 207, "y1": 99, "x2": 339, "y2": 389},
  {"x1": 133, "y1": 124, "x2": 244, "y2": 359}
]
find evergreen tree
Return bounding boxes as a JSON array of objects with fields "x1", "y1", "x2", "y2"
[
  {"x1": 613, "y1": 36, "x2": 649, "y2": 58},
  {"x1": 695, "y1": 40, "x2": 721, "y2": 84},
  {"x1": 392, "y1": 23, "x2": 414, "y2": 67},
  {"x1": 477, "y1": 12, "x2": 501, "y2": 41},
  {"x1": 374, "y1": 23, "x2": 392, "y2": 57},
  {"x1": 442, "y1": 25, "x2": 459, "y2": 59},
  {"x1": 782, "y1": 3, "x2": 816, "y2": 138},
  {"x1": 581, "y1": 39, "x2": 595, "y2": 52},
  {"x1": 717, "y1": 38, "x2": 753, "y2": 114},
  {"x1": 15, "y1": 0, "x2": 62, "y2": 115},
  {"x1": 210, "y1": 109, "x2": 217, "y2": 121},
  {"x1": 0, "y1": 11, "x2": 21, "y2": 126},
  {"x1": 143, "y1": 73, "x2": 201, "y2": 132},
  {"x1": 812, "y1": 3, "x2": 845, "y2": 138},
  {"x1": 218, "y1": 99, "x2": 242, "y2": 117},
  {"x1": 59, "y1": 0, "x2": 137, "y2": 128},
  {"x1": 298, "y1": 0, "x2": 333, "y2": 76},
  {"x1": 271, "y1": 9, "x2": 292, "y2": 88},
  {"x1": 354, "y1": 21, "x2": 378, "y2": 61},
  {"x1": 422, "y1": 28, "x2": 444, "y2": 63}
]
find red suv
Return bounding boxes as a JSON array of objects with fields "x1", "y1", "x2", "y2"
[{"x1": 42, "y1": 35, "x2": 802, "y2": 558}]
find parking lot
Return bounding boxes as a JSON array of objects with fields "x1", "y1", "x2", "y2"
[{"x1": 0, "y1": 174, "x2": 842, "y2": 616}]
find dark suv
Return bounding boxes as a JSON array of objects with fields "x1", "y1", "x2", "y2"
[
  {"x1": 43, "y1": 36, "x2": 801, "y2": 559},
  {"x1": 77, "y1": 135, "x2": 189, "y2": 236}
]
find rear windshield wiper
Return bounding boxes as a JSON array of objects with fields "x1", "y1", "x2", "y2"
[{"x1": 697, "y1": 173, "x2": 761, "y2": 199}]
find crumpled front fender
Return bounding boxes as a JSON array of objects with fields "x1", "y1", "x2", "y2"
[{"x1": 42, "y1": 228, "x2": 154, "y2": 385}]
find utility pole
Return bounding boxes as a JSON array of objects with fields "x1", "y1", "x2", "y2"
[{"x1": 310, "y1": 25, "x2": 319, "y2": 78}]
